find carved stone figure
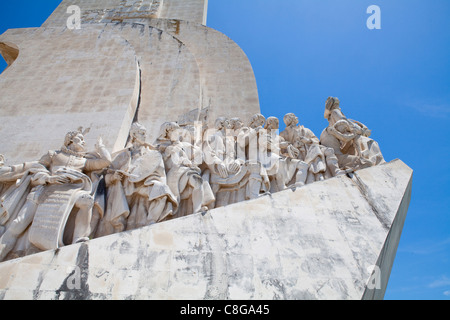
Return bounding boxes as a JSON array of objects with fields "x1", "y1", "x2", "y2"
[
  {"x1": 280, "y1": 113, "x2": 327, "y2": 184},
  {"x1": 279, "y1": 112, "x2": 347, "y2": 184},
  {"x1": 202, "y1": 117, "x2": 260, "y2": 208},
  {"x1": 322, "y1": 147, "x2": 349, "y2": 179},
  {"x1": 233, "y1": 114, "x2": 264, "y2": 164},
  {"x1": 229, "y1": 118, "x2": 244, "y2": 137},
  {"x1": 280, "y1": 113, "x2": 320, "y2": 160},
  {"x1": 303, "y1": 143, "x2": 328, "y2": 183},
  {"x1": 0, "y1": 102, "x2": 388, "y2": 261},
  {"x1": 161, "y1": 122, "x2": 214, "y2": 218},
  {"x1": 98, "y1": 123, "x2": 178, "y2": 236},
  {"x1": 228, "y1": 117, "x2": 245, "y2": 165},
  {"x1": 0, "y1": 155, "x2": 46, "y2": 238},
  {"x1": 96, "y1": 123, "x2": 177, "y2": 237},
  {"x1": 233, "y1": 114, "x2": 271, "y2": 199},
  {"x1": 203, "y1": 117, "x2": 234, "y2": 179},
  {"x1": 320, "y1": 97, "x2": 385, "y2": 170},
  {"x1": 0, "y1": 130, "x2": 111, "y2": 261},
  {"x1": 263, "y1": 117, "x2": 309, "y2": 191}
]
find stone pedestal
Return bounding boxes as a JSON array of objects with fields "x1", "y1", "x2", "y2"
[{"x1": 0, "y1": 160, "x2": 412, "y2": 300}]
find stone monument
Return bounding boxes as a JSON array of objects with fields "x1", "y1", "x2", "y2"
[{"x1": 0, "y1": 0, "x2": 412, "y2": 300}]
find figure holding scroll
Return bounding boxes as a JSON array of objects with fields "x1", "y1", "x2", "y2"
[{"x1": 0, "y1": 129, "x2": 111, "y2": 261}]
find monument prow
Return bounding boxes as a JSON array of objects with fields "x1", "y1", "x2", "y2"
[
  {"x1": 0, "y1": 160, "x2": 412, "y2": 300},
  {"x1": 0, "y1": 0, "x2": 411, "y2": 300}
]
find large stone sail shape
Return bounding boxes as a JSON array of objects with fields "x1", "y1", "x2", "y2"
[
  {"x1": 0, "y1": 159, "x2": 412, "y2": 300},
  {"x1": 0, "y1": 0, "x2": 260, "y2": 165}
]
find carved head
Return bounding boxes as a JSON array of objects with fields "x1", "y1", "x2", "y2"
[
  {"x1": 159, "y1": 122, "x2": 182, "y2": 143},
  {"x1": 224, "y1": 119, "x2": 232, "y2": 130},
  {"x1": 64, "y1": 131, "x2": 86, "y2": 152},
  {"x1": 158, "y1": 122, "x2": 173, "y2": 141},
  {"x1": 248, "y1": 114, "x2": 266, "y2": 129},
  {"x1": 283, "y1": 113, "x2": 299, "y2": 128},
  {"x1": 264, "y1": 117, "x2": 279, "y2": 130},
  {"x1": 229, "y1": 118, "x2": 243, "y2": 130},
  {"x1": 325, "y1": 97, "x2": 340, "y2": 120},
  {"x1": 130, "y1": 122, "x2": 147, "y2": 144},
  {"x1": 214, "y1": 117, "x2": 229, "y2": 131},
  {"x1": 168, "y1": 123, "x2": 183, "y2": 142}
]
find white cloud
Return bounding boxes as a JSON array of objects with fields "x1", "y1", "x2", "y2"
[
  {"x1": 403, "y1": 100, "x2": 450, "y2": 119},
  {"x1": 444, "y1": 291, "x2": 450, "y2": 296},
  {"x1": 429, "y1": 276, "x2": 450, "y2": 288}
]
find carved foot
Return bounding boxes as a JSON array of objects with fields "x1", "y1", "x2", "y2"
[
  {"x1": 74, "y1": 237, "x2": 90, "y2": 244},
  {"x1": 259, "y1": 191, "x2": 271, "y2": 197}
]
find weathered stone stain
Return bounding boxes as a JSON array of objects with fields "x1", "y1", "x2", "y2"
[{"x1": 152, "y1": 230, "x2": 174, "y2": 247}]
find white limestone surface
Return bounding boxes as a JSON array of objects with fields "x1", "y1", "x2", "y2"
[
  {"x1": 147, "y1": 19, "x2": 261, "y2": 127},
  {"x1": 0, "y1": 20, "x2": 260, "y2": 162},
  {"x1": 42, "y1": 0, "x2": 208, "y2": 27},
  {"x1": 0, "y1": 26, "x2": 140, "y2": 164},
  {"x1": 0, "y1": 159, "x2": 412, "y2": 300}
]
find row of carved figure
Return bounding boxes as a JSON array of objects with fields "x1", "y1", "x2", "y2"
[{"x1": 0, "y1": 97, "x2": 385, "y2": 261}]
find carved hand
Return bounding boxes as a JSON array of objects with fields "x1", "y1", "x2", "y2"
[
  {"x1": 287, "y1": 145, "x2": 300, "y2": 159},
  {"x1": 95, "y1": 136, "x2": 112, "y2": 163},
  {"x1": 95, "y1": 136, "x2": 105, "y2": 150},
  {"x1": 112, "y1": 171, "x2": 123, "y2": 183},
  {"x1": 217, "y1": 163, "x2": 228, "y2": 179},
  {"x1": 28, "y1": 163, "x2": 47, "y2": 174},
  {"x1": 47, "y1": 175, "x2": 70, "y2": 185},
  {"x1": 228, "y1": 162, "x2": 241, "y2": 174}
]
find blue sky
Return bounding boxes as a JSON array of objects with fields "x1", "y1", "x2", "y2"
[{"x1": 1, "y1": 1, "x2": 449, "y2": 300}]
